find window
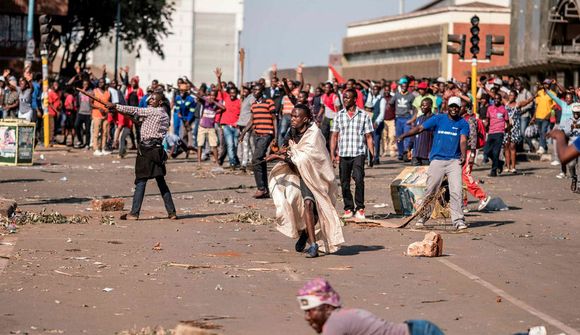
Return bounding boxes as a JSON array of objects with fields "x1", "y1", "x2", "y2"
[
  {"x1": 346, "y1": 44, "x2": 442, "y2": 65},
  {"x1": 0, "y1": 14, "x2": 27, "y2": 49}
]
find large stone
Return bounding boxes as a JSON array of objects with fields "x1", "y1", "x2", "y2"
[
  {"x1": 0, "y1": 198, "x2": 17, "y2": 218},
  {"x1": 91, "y1": 198, "x2": 124, "y2": 212},
  {"x1": 406, "y1": 232, "x2": 443, "y2": 257}
]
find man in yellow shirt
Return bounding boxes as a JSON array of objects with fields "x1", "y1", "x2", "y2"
[{"x1": 532, "y1": 79, "x2": 555, "y2": 154}]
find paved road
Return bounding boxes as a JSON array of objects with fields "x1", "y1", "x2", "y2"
[{"x1": 0, "y1": 149, "x2": 579, "y2": 334}]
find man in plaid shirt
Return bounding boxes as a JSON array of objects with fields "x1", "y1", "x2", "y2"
[
  {"x1": 330, "y1": 89, "x2": 375, "y2": 220},
  {"x1": 107, "y1": 92, "x2": 177, "y2": 220}
]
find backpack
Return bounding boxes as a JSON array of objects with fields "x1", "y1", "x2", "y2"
[{"x1": 476, "y1": 117, "x2": 487, "y2": 149}]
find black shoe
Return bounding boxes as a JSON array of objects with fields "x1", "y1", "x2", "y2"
[
  {"x1": 498, "y1": 161, "x2": 504, "y2": 175},
  {"x1": 397, "y1": 156, "x2": 404, "y2": 161},
  {"x1": 488, "y1": 170, "x2": 497, "y2": 177},
  {"x1": 295, "y1": 230, "x2": 308, "y2": 252},
  {"x1": 571, "y1": 176, "x2": 577, "y2": 192},
  {"x1": 305, "y1": 243, "x2": 319, "y2": 258}
]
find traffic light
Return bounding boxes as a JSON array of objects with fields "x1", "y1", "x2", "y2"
[
  {"x1": 469, "y1": 15, "x2": 480, "y2": 58},
  {"x1": 485, "y1": 35, "x2": 505, "y2": 59},
  {"x1": 39, "y1": 15, "x2": 52, "y2": 46},
  {"x1": 447, "y1": 34, "x2": 466, "y2": 60}
]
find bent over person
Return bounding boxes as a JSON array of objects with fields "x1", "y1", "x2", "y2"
[
  {"x1": 267, "y1": 105, "x2": 344, "y2": 258},
  {"x1": 106, "y1": 92, "x2": 177, "y2": 220}
]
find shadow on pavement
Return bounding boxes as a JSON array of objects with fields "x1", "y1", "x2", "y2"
[
  {"x1": 0, "y1": 178, "x2": 44, "y2": 184},
  {"x1": 24, "y1": 197, "x2": 93, "y2": 205},
  {"x1": 334, "y1": 245, "x2": 385, "y2": 256},
  {"x1": 137, "y1": 212, "x2": 233, "y2": 221},
  {"x1": 468, "y1": 220, "x2": 515, "y2": 228}
]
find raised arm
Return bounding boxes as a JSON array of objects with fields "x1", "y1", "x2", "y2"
[
  {"x1": 295, "y1": 64, "x2": 304, "y2": 93},
  {"x1": 214, "y1": 67, "x2": 224, "y2": 93}
]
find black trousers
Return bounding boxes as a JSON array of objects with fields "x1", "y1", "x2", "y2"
[
  {"x1": 320, "y1": 117, "x2": 332, "y2": 151},
  {"x1": 339, "y1": 154, "x2": 365, "y2": 211},
  {"x1": 75, "y1": 114, "x2": 91, "y2": 146},
  {"x1": 485, "y1": 133, "x2": 504, "y2": 173},
  {"x1": 252, "y1": 134, "x2": 273, "y2": 191}
]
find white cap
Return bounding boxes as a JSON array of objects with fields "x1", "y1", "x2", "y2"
[{"x1": 448, "y1": 96, "x2": 461, "y2": 107}]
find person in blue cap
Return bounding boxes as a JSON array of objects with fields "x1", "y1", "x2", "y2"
[{"x1": 390, "y1": 77, "x2": 416, "y2": 161}]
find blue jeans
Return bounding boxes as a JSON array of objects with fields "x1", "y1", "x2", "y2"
[
  {"x1": 222, "y1": 125, "x2": 240, "y2": 166},
  {"x1": 538, "y1": 119, "x2": 551, "y2": 151},
  {"x1": 395, "y1": 116, "x2": 412, "y2": 157},
  {"x1": 520, "y1": 114, "x2": 533, "y2": 151},
  {"x1": 405, "y1": 320, "x2": 444, "y2": 335},
  {"x1": 278, "y1": 114, "x2": 291, "y2": 144},
  {"x1": 173, "y1": 112, "x2": 181, "y2": 136}
]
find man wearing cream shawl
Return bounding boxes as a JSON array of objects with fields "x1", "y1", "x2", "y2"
[{"x1": 267, "y1": 104, "x2": 345, "y2": 258}]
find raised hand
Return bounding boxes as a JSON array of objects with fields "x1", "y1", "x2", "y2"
[{"x1": 214, "y1": 67, "x2": 222, "y2": 78}]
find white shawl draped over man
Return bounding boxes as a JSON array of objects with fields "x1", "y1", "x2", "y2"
[{"x1": 267, "y1": 104, "x2": 344, "y2": 258}]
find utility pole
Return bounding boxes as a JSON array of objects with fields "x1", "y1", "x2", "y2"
[
  {"x1": 114, "y1": 0, "x2": 121, "y2": 81},
  {"x1": 24, "y1": 0, "x2": 35, "y2": 68},
  {"x1": 399, "y1": 0, "x2": 404, "y2": 14}
]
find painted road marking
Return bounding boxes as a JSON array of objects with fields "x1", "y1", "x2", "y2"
[{"x1": 439, "y1": 258, "x2": 579, "y2": 335}]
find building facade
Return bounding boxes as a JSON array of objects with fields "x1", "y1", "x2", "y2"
[
  {"x1": 342, "y1": 0, "x2": 511, "y2": 81},
  {"x1": 483, "y1": 0, "x2": 580, "y2": 87},
  {"x1": 90, "y1": 0, "x2": 244, "y2": 87}
]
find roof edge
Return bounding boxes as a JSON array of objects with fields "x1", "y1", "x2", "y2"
[{"x1": 348, "y1": 5, "x2": 510, "y2": 28}]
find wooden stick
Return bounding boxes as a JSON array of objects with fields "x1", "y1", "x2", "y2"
[{"x1": 75, "y1": 87, "x2": 109, "y2": 106}]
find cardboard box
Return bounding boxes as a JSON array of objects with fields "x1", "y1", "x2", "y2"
[{"x1": 390, "y1": 166, "x2": 429, "y2": 215}]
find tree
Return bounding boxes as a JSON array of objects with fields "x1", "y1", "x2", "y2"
[{"x1": 54, "y1": 0, "x2": 175, "y2": 78}]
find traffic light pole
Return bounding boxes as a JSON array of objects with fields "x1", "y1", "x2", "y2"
[
  {"x1": 471, "y1": 58, "x2": 477, "y2": 117},
  {"x1": 41, "y1": 48, "x2": 50, "y2": 147}
]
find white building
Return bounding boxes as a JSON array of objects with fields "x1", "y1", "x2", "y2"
[{"x1": 90, "y1": 0, "x2": 244, "y2": 87}]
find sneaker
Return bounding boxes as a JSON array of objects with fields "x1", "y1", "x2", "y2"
[
  {"x1": 415, "y1": 218, "x2": 425, "y2": 228},
  {"x1": 463, "y1": 207, "x2": 470, "y2": 214},
  {"x1": 556, "y1": 172, "x2": 566, "y2": 179},
  {"x1": 342, "y1": 210, "x2": 354, "y2": 219},
  {"x1": 355, "y1": 209, "x2": 366, "y2": 220},
  {"x1": 478, "y1": 195, "x2": 492, "y2": 211},
  {"x1": 102, "y1": 150, "x2": 112, "y2": 156},
  {"x1": 93, "y1": 150, "x2": 103, "y2": 156},
  {"x1": 537, "y1": 147, "x2": 545, "y2": 155},
  {"x1": 454, "y1": 222, "x2": 468, "y2": 230},
  {"x1": 550, "y1": 160, "x2": 560, "y2": 166},
  {"x1": 168, "y1": 213, "x2": 178, "y2": 220},
  {"x1": 488, "y1": 170, "x2": 497, "y2": 177},
  {"x1": 305, "y1": 243, "x2": 319, "y2": 258},
  {"x1": 295, "y1": 230, "x2": 308, "y2": 253}
]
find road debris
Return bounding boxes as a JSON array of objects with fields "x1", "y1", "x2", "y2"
[
  {"x1": 1, "y1": 208, "x2": 89, "y2": 230},
  {"x1": 214, "y1": 284, "x2": 223, "y2": 291},
  {"x1": 229, "y1": 210, "x2": 274, "y2": 225},
  {"x1": 167, "y1": 263, "x2": 213, "y2": 270},
  {"x1": 100, "y1": 215, "x2": 116, "y2": 225},
  {"x1": 208, "y1": 197, "x2": 237, "y2": 205},
  {"x1": 152, "y1": 242, "x2": 163, "y2": 251},
  {"x1": 406, "y1": 232, "x2": 443, "y2": 257},
  {"x1": 91, "y1": 198, "x2": 125, "y2": 211},
  {"x1": 103, "y1": 287, "x2": 114, "y2": 292}
]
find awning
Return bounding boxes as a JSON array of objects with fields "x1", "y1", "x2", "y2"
[{"x1": 479, "y1": 57, "x2": 580, "y2": 75}]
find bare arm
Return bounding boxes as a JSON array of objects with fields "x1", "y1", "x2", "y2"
[
  {"x1": 365, "y1": 132, "x2": 374, "y2": 158},
  {"x1": 330, "y1": 132, "x2": 339, "y2": 167},
  {"x1": 239, "y1": 113, "x2": 253, "y2": 142},
  {"x1": 398, "y1": 125, "x2": 425, "y2": 141},
  {"x1": 460, "y1": 134, "x2": 467, "y2": 165},
  {"x1": 548, "y1": 129, "x2": 580, "y2": 165},
  {"x1": 295, "y1": 64, "x2": 304, "y2": 93}
]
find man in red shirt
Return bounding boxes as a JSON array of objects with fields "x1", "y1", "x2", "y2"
[
  {"x1": 215, "y1": 68, "x2": 241, "y2": 168},
  {"x1": 483, "y1": 92, "x2": 508, "y2": 177},
  {"x1": 47, "y1": 81, "x2": 62, "y2": 145}
]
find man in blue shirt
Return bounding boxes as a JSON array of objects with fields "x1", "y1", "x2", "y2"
[
  {"x1": 173, "y1": 84, "x2": 196, "y2": 149},
  {"x1": 398, "y1": 97, "x2": 469, "y2": 230}
]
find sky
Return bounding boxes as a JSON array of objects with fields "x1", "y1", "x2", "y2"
[{"x1": 240, "y1": 0, "x2": 433, "y2": 80}]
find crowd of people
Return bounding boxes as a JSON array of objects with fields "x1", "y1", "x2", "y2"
[{"x1": 1, "y1": 64, "x2": 579, "y2": 215}]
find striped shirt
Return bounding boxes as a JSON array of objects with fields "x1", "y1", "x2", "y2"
[
  {"x1": 251, "y1": 98, "x2": 276, "y2": 135},
  {"x1": 331, "y1": 108, "x2": 374, "y2": 157},
  {"x1": 281, "y1": 95, "x2": 294, "y2": 115},
  {"x1": 116, "y1": 105, "x2": 169, "y2": 142}
]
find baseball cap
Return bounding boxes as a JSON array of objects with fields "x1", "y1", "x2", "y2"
[
  {"x1": 543, "y1": 79, "x2": 552, "y2": 85},
  {"x1": 571, "y1": 102, "x2": 580, "y2": 113},
  {"x1": 417, "y1": 82, "x2": 428, "y2": 89},
  {"x1": 436, "y1": 77, "x2": 446, "y2": 84},
  {"x1": 398, "y1": 77, "x2": 408, "y2": 85},
  {"x1": 448, "y1": 96, "x2": 461, "y2": 107}
]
